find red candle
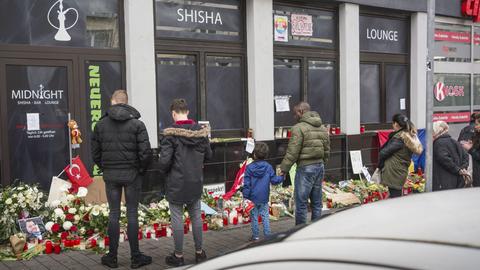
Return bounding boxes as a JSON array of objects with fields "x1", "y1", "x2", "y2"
[
  {"x1": 287, "y1": 130, "x2": 292, "y2": 138},
  {"x1": 258, "y1": 216, "x2": 262, "y2": 223},
  {"x1": 104, "y1": 237, "x2": 110, "y2": 246},
  {"x1": 146, "y1": 231, "x2": 151, "y2": 239},
  {"x1": 155, "y1": 229, "x2": 162, "y2": 238},
  {"x1": 153, "y1": 223, "x2": 159, "y2": 231},
  {"x1": 45, "y1": 241, "x2": 53, "y2": 254},
  {"x1": 223, "y1": 217, "x2": 228, "y2": 226},
  {"x1": 233, "y1": 216, "x2": 238, "y2": 225},
  {"x1": 201, "y1": 211, "x2": 206, "y2": 220},
  {"x1": 202, "y1": 222, "x2": 208, "y2": 231},
  {"x1": 335, "y1": 127, "x2": 341, "y2": 135},
  {"x1": 160, "y1": 225, "x2": 167, "y2": 237},
  {"x1": 138, "y1": 230, "x2": 143, "y2": 240},
  {"x1": 90, "y1": 239, "x2": 97, "y2": 248},
  {"x1": 74, "y1": 239, "x2": 81, "y2": 246},
  {"x1": 184, "y1": 223, "x2": 189, "y2": 234},
  {"x1": 54, "y1": 244, "x2": 61, "y2": 254}
]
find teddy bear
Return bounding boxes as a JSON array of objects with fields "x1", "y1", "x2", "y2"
[{"x1": 68, "y1": 119, "x2": 82, "y2": 145}]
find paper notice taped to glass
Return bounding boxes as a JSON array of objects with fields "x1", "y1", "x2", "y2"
[
  {"x1": 246, "y1": 138, "x2": 255, "y2": 154},
  {"x1": 275, "y1": 95, "x2": 290, "y2": 112},
  {"x1": 400, "y1": 98, "x2": 406, "y2": 110},
  {"x1": 26, "y1": 113, "x2": 40, "y2": 131}
]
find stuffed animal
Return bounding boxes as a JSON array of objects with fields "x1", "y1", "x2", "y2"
[{"x1": 68, "y1": 120, "x2": 82, "y2": 145}]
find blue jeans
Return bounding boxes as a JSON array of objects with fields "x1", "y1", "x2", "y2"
[
  {"x1": 250, "y1": 203, "x2": 270, "y2": 239},
  {"x1": 294, "y1": 163, "x2": 324, "y2": 225}
]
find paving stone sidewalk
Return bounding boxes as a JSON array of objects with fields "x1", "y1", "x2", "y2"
[{"x1": 0, "y1": 218, "x2": 295, "y2": 270}]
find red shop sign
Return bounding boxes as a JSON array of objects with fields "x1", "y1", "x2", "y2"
[
  {"x1": 462, "y1": 0, "x2": 480, "y2": 22},
  {"x1": 433, "y1": 112, "x2": 471, "y2": 123},
  {"x1": 434, "y1": 82, "x2": 465, "y2": 102}
]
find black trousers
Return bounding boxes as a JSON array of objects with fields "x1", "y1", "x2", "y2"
[
  {"x1": 389, "y1": 188, "x2": 403, "y2": 198},
  {"x1": 105, "y1": 176, "x2": 142, "y2": 257}
]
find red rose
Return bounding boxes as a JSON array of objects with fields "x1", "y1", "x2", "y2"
[
  {"x1": 83, "y1": 214, "x2": 90, "y2": 222},
  {"x1": 63, "y1": 206, "x2": 69, "y2": 212},
  {"x1": 51, "y1": 223, "x2": 60, "y2": 233},
  {"x1": 86, "y1": 229, "x2": 94, "y2": 236},
  {"x1": 61, "y1": 231, "x2": 69, "y2": 240},
  {"x1": 70, "y1": 226, "x2": 78, "y2": 232},
  {"x1": 74, "y1": 199, "x2": 81, "y2": 205},
  {"x1": 66, "y1": 213, "x2": 75, "y2": 221},
  {"x1": 208, "y1": 191, "x2": 213, "y2": 195}
]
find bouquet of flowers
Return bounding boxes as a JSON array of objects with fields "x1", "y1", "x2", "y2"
[
  {"x1": 0, "y1": 183, "x2": 46, "y2": 243},
  {"x1": 144, "y1": 199, "x2": 170, "y2": 224}
]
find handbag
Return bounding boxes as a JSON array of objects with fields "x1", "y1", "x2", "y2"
[{"x1": 371, "y1": 168, "x2": 382, "y2": 184}]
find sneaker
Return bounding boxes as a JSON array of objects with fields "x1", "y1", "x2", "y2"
[
  {"x1": 101, "y1": 254, "x2": 118, "y2": 269},
  {"x1": 165, "y1": 252, "x2": 185, "y2": 267},
  {"x1": 249, "y1": 237, "x2": 260, "y2": 242},
  {"x1": 195, "y1": 250, "x2": 207, "y2": 264},
  {"x1": 131, "y1": 253, "x2": 152, "y2": 269}
]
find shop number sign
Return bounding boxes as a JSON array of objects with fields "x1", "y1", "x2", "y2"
[
  {"x1": 434, "y1": 81, "x2": 465, "y2": 102},
  {"x1": 462, "y1": 0, "x2": 480, "y2": 22}
]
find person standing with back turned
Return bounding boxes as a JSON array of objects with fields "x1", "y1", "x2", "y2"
[
  {"x1": 279, "y1": 102, "x2": 330, "y2": 225},
  {"x1": 159, "y1": 99, "x2": 212, "y2": 267},
  {"x1": 92, "y1": 90, "x2": 153, "y2": 269}
]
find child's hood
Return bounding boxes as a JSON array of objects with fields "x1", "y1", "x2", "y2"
[{"x1": 248, "y1": 161, "x2": 272, "y2": 178}]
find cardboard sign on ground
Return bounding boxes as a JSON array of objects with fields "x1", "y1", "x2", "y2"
[{"x1": 84, "y1": 176, "x2": 125, "y2": 204}]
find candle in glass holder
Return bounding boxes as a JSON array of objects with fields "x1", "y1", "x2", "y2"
[
  {"x1": 45, "y1": 241, "x2": 53, "y2": 254},
  {"x1": 54, "y1": 244, "x2": 61, "y2": 254}
]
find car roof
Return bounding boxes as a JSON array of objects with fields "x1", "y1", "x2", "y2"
[
  {"x1": 288, "y1": 188, "x2": 480, "y2": 248},
  {"x1": 189, "y1": 238, "x2": 480, "y2": 270}
]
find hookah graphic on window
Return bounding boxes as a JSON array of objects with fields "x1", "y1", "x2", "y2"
[{"x1": 47, "y1": 0, "x2": 79, "y2": 41}]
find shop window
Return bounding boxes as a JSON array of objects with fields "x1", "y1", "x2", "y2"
[
  {"x1": 308, "y1": 60, "x2": 336, "y2": 125},
  {"x1": 5, "y1": 65, "x2": 70, "y2": 191},
  {"x1": 274, "y1": 58, "x2": 301, "y2": 127},
  {"x1": 206, "y1": 56, "x2": 245, "y2": 130},
  {"x1": 475, "y1": 27, "x2": 480, "y2": 63},
  {"x1": 273, "y1": 5, "x2": 336, "y2": 49},
  {"x1": 474, "y1": 75, "x2": 480, "y2": 107},
  {"x1": 385, "y1": 65, "x2": 408, "y2": 121},
  {"x1": 84, "y1": 60, "x2": 123, "y2": 175},
  {"x1": 433, "y1": 74, "x2": 471, "y2": 110},
  {"x1": 434, "y1": 23, "x2": 471, "y2": 63},
  {"x1": 0, "y1": 0, "x2": 120, "y2": 48},
  {"x1": 155, "y1": 0, "x2": 243, "y2": 42},
  {"x1": 156, "y1": 54, "x2": 198, "y2": 130},
  {"x1": 360, "y1": 64, "x2": 381, "y2": 124}
]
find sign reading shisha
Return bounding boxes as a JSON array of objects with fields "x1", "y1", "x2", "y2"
[{"x1": 47, "y1": 0, "x2": 79, "y2": 41}]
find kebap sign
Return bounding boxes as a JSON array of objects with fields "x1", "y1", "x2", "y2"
[{"x1": 360, "y1": 16, "x2": 408, "y2": 54}]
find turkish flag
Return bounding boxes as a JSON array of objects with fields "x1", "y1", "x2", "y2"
[{"x1": 64, "y1": 156, "x2": 93, "y2": 192}]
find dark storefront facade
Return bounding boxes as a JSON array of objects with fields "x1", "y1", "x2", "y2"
[{"x1": 1, "y1": 0, "x2": 473, "y2": 199}]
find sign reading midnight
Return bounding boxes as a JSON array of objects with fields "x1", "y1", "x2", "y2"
[
  {"x1": 6, "y1": 65, "x2": 70, "y2": 191},
  {"x1": 360, "y1": 16, "x2": 408, "y2": 54},
  {"x1": 155, "y1": 0, "x2": 242, "y2": 41}
]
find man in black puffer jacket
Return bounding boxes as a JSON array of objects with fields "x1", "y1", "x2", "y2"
[
  {"x1": 159, "y1": 99, "x2": 212, "y2": 267},
  {"x1": 92, "y1": 90, "x2": 152, "y2": 269}
]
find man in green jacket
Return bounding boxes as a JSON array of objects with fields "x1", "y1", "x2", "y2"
[{"x1": 280, "y1": 102, "x2": 330, "y2": 225}]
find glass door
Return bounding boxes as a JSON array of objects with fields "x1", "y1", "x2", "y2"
[{"x1": 0, "y1": 59, "x2": 74, "y2": 191}]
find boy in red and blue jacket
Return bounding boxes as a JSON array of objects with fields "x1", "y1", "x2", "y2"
[{"x1": 243, "y1": 142, "x2": 284, "y2": 241}]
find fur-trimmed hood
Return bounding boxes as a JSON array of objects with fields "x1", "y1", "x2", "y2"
[
  {"x1": 399, "y1": 131, "x2": 423, "y2": 155},
  {"x1": 162, "y1": 126, "x2": 209, "y2": 146}
]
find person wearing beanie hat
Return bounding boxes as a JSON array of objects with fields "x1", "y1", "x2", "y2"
[{"x1": 433, "y1": 121, "x2": 470, "y2": 191}]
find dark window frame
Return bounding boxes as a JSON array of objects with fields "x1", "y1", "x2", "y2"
[
  {"x1": 0, "y1": 0, "x2": 126, "y2": 186},
  {"x1": 359, "y1": 10, "x2": 411, "y2": 131},
  {"x1": 154, "y1": 0, "x2": 247, "y2": 138},
  {"x1": 273, "y1": 2, "x2": 339, "y2": 127}
]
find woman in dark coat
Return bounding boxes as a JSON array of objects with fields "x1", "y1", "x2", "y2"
[
  {"x1": 378, "y1": 114, "x2": 423, "y2": 198},
  {"x1": 432, "y1": 121, "x2": 469, "y2": 191},
  {"x1": 462, "y1": 113, "x2": 480, "y2": 187}
]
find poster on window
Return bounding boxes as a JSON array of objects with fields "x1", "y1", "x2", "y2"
[
  {"x1": 291, "y1": 14, "x2": 313, "y2": 36},
  {"x1": 274, "y1": 15, "x2": 289, "y2": 42},
  {"x1": 84, "y1": 61, "x2": 122, "y2": 175},
  {"x1": 6, "y1": 65, "x2": 69, "y2": 191}
]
